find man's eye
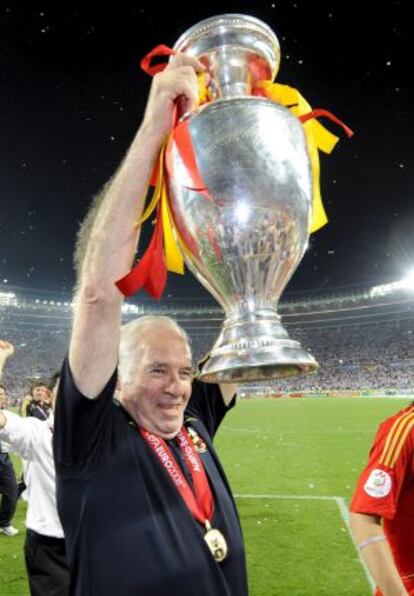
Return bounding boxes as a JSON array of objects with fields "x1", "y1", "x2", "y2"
[{"x1": 151, "y1": 368, "x2": 165, "y2": 374}]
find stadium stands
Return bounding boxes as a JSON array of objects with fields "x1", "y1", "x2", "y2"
[{"x1": 1, "y1": 280, "x2": 414, "y2": 398}]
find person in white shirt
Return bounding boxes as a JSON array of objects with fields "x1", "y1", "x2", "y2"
[{"x1": 0, "y1": 342, "x2": 69, "y2": 596}]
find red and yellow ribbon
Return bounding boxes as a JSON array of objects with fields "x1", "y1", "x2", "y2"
[
  {"x1": 115, "y1": 143, "x2": 186, "y2": 298},
  {"x1": 254, "y1": 81, "x2": 353, "y2": 232},
  {"x1": 116, "y1": 46, "x2": 354, "y2": 299}
]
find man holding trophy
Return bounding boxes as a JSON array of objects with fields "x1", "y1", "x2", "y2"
[
  {"x1": 53, "y1": 33, "x2": 247, "y2": 596},
  {"x1": 54, "y1": 14, "x2": 349, "y2": 595}
]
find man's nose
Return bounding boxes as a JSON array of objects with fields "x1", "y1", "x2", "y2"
[{"x1": 165, "y1": 373, "x2": 186, "y2": 396}]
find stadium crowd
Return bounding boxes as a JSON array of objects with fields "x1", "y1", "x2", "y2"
[
  {"x1": 283, "y1": 321, "x2": 414, "y2": 392},
  {"x1": 0, "y1": 328, "x2": 68, "y2": 406},
  {"x1": 1, "y1": 315, "x2": 414, "y2": 402}
]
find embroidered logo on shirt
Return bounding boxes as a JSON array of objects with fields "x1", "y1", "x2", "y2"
[{"x1": 363, "y1": 469, "x2": 392, "y2": 498}]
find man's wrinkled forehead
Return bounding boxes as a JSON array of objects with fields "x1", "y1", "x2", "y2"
[
  {"x1": 133, "y1": 323, "x2": 189, "y2": 350},
  {"x1": 142, "y1": 339, "x2": 191, "y2": 364},
  {"x1": 128, "y1": 331, "x2": 191, "y2": 367}
]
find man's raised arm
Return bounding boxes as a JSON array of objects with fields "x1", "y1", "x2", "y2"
[
  {"x1": 69, "y1": 54, "x2": 205, "y2": 399},
  {"x1": 0, "y1": 340, "x2": 14, "y2": 382},
  {"x1": 0, "y1": 340, "x2": 14, "y2": 429}
]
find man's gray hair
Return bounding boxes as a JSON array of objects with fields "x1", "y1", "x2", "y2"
[{"x1": 118, "y1": 315, "x2": 191, "y2": 382}]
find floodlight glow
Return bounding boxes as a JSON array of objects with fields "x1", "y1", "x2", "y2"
[
  {"x1": 370, "y1": 270, "x2": 414, "y2": 298},
  {"x1": 403, "y1": 270, "x2": 414, "y2": 291},
  {"x1": 0, "y1": 291, "x2": 18, "y2": 307},
  {"x1": 122, "y1": 303, "x2": 140, "y2": 315}
]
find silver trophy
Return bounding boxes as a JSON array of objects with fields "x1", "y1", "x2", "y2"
[{"x1": 168, "y1": 14, "x2": 318, "y2": 382}]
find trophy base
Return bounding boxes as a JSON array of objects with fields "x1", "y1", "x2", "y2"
[{"x1": 198, "y1": 309, "x2": 318, "y2": 383}]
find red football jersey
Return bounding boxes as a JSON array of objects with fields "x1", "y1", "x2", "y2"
[{"x1": 350, "y1": 404, "x2": 414, "y2": 595}]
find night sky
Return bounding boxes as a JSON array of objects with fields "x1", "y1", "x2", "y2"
[{"x1": 1, "y1": 0, "x2": 413, "y2": 304}]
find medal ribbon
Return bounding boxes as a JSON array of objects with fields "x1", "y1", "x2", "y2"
[{"x1": 140, "y1": 427, "x2": 214, "y2": 525}]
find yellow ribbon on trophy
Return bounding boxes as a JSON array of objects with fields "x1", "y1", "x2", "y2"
[
  {"x1": 254, "y1": 80, "x2": 350, "y2": 233},
  {"x1": 136, "y1": 142, "x2": 185, "y2": 275}
]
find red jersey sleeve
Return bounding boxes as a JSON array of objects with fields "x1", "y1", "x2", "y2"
[{"x1": 350, "y1": 406, "x2": 414, "y2": 520}]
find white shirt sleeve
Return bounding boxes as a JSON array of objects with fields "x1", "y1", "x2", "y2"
[{"x1": 0, "y1": 411, "x2": 40, "y2": 460}]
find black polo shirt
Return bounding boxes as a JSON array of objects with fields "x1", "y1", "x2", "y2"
[{"x1": 53, "y1": 359, "x2": 248, "y2": 596}]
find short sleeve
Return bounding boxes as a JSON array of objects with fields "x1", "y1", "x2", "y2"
[
  {"x1": 53, "y1": 357, "x2": 117, "y2": 468},
  {"x1": 350, "y1": 417, "x2": 414, "y2": 520},
  {"x1": 185, "y1": 380, "x2": 236, "y2": 438}
]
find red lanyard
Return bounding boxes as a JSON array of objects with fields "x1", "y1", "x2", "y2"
[{"x1": 140, "y1": 427, "x2": 214, "y2": 525}]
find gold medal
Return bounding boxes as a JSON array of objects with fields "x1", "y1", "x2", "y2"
[
  {"x1": 142, "y1": 428, "x2": 226, "y2": 561},
  {"x1": 204, "y1": 521, "x2": 228, "y2": 562}
]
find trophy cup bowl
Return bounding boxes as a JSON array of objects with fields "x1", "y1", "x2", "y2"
[{"x1": 168, "y1": 14, "x2": 318, "y2": 382}]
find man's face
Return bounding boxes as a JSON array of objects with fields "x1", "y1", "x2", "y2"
[
  {"x1": 0, "y1": 388, "x2": 6, "y2": 409},
  {"x1": 33, "y1": 385, "x2": 48, "y2": 403},
  {"x1": 120, "y1": 328, "x2": 192, "y2": 439}
]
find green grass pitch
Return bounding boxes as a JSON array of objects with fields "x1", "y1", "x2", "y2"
[{"x1": 0, "y1": 397, "x2": 410, "y2": 595}]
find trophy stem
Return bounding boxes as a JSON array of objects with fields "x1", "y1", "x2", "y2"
[{"x1": 198, "y1": 307, "x2": 318, "y2": 383}]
